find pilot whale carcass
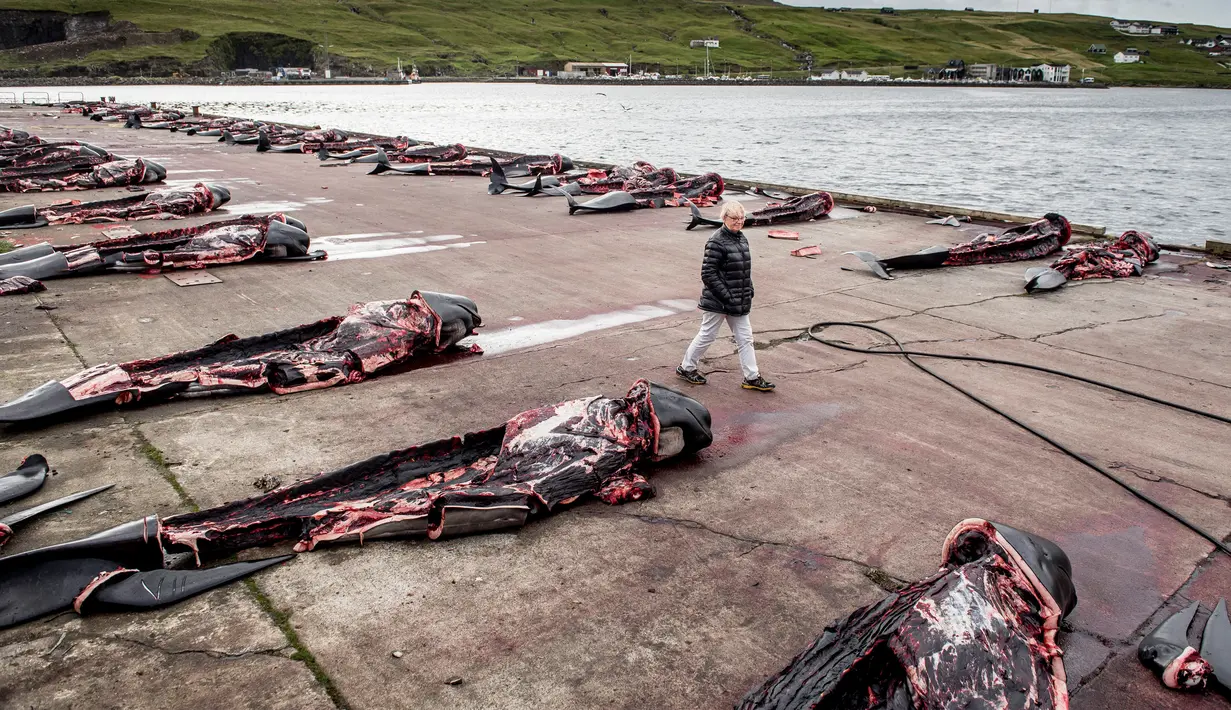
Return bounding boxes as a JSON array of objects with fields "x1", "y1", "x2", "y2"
[
  {"x1": 0, "y1": 183, "x2": 231, "y2": 229},
  {"x1": 740, "y1": 518, "x2": 1076, "y2": 710},
  {"x1": 0, "y1": 157, "x2": 166, "y2": 193},
  {"x1": 561, "y1": 172, "x2": 725, "y2": 214},
  {"x1": 0, "y1": 292, "x2": 481, "y2": 424},
  {"x1": 685, "y1": 192, "x2": 835, "y2": 230},
  {"x1": 1024, "y1": 230, "x2": 1160, "y2": 293},
  {"x1": 846, "y1": 213, "x2": 1072, "y2": 280},
  {"x1": 0, "y1": 381, "x2": 710, "y2": 629},
  {"x1": 0, "y1": 214, "x2": 316, "y2": 296}
]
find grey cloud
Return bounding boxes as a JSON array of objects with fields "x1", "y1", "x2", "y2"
[{"x1": 779, "y1": 0, "x2": 1230, "y2": 27}]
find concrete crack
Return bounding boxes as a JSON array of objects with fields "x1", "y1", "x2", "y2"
[
  {"x1": 592, "y1": 510, "x2": 908, "y2": 589},
  {"x1": 842, "y1": 290, "x2": 1025, "y2": 320},
  {"x1": 33, "y1": 295, "x2": 89, "y2": 368},
  {"x1": 871, "y1": 334, "x2": 1012, "y2": 348},
  {"x1": 777, "y1": 360, "x2": 868, "y2": 376},
  {"x1": 1033, "y1": 340, "x2": 1231, "y2": 392},
  {"x1": 45, "y1": 630, "x2": 290, "y2": 659},
  {"x1": 1029, "y1": 312, "x2": 1168, "y2": 342},
  {"x1": 1109, "y1": 461, "x2": 1230, "y2": 504}
]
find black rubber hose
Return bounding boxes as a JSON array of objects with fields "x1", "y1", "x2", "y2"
[
  {"x1": 807, "y1": 321, "x2": 1231, "y2": 556},
  {"x1": 813, "y1": 323, "x2": 1230, "y2": 426}
]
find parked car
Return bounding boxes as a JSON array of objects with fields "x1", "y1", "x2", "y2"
[{"x1": 1081, "y1": 77, "x2": 1096, "y2": 83}]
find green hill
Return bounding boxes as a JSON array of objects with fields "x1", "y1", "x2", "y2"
[{"x1": 0, "y1": 0, "x2": 1228, "y2": 86}]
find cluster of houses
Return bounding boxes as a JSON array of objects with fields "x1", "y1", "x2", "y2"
[
  {"x1": 810, "y1": 59, "x2": 1070, "y2": 84},
  {"x1": 1183, "y1": 35, "x2": 1231, "y2": 58},
  {"x1": 229, "y1": 67, "x2": 310, "y2": 80},
  {"x1": 1109, "y1": 20, "x2": 1179, "y2": 36}
]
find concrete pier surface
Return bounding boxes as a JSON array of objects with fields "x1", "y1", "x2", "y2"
[{"x1": 1, "y1": 108, "x2": 1228, "y2": 709}]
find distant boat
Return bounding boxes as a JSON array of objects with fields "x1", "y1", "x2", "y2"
[{"x1": 397, "y1": 58, "x2": 422, "y2": 85}]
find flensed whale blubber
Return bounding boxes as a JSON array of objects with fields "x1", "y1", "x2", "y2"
[
  {"x1": 0, "y1": 292, "x2": 483, "y2": 425},
  {"x1": 0, "y1": 381, "x2": 711, "y2": 630}
]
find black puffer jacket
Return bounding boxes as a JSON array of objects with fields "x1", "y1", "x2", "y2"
[{"x1": 698, "y1": 226, "x2": 754, "y2": 316}]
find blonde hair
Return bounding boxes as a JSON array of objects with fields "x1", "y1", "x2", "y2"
[{"x1": 720, "y1": 201, "x2": 746, "y2": 220}]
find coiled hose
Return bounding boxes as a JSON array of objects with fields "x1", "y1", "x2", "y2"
[{"x1": 807, "y1": 322, "x2": 1230, "y2": 556}]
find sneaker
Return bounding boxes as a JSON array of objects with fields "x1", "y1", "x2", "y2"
[
  {"x1": 741, "y1": 376, "x2": 776, "y2": 392},
  {"x1": 676, "y1": 366, "x2": 707, "y2": 385}
]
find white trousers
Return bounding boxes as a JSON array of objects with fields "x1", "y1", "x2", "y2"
[{"x1": 681, "y1": 311, "x2": 759, "y2": 380}]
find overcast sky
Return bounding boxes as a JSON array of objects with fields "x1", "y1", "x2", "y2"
[{"x1": 779, "y1": 1, "x2": 1231, "y2": 27}]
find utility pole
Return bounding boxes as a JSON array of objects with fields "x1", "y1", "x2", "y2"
[{"x1": 323, "y1": 20, "x2": 330, "y2": 79}]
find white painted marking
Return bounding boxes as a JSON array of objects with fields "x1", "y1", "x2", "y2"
[
  {"x1": 160, "y1": 178, "x2": 254, "y2": 189},
  {"x1": 313, "y1": 234, "x2": 465, "y2": 256},
  {"x1": 321, "y1": 238, "x2": 483, "y2": 261},
  {"x1": 222, "y1": 201, "x2": 306, "y2": 213},
  {"x1": 315, "y1": 232, "x2": 401, "y2": 241},
  {"x1": 167, "y1": 169, "x2": 224, "y2": 174},
  {"x1": 466, "y1": 300, "x2": 695, "y2": 356}
]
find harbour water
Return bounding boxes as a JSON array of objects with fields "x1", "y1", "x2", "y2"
[{"x1": 15, "y1": 83, "x2": 1231, "y2": 245}]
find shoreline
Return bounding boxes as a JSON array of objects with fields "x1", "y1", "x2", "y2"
[{"x1": 11, "y1": 77, "x2": 1231, "y2": 90}]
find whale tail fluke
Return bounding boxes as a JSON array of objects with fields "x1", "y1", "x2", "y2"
[
  {"x1": 352, "y1": 148, "x2": 388, "y2": 165},
  {"x1": 844, "y1": 251, "x2": 893, "y2": 280},
  {"x1": 685, "y1": 201, "x2": 721, "y2": 231},
  {"x1": 487, "y1": 157, "x2": 509, "y2": 195}
]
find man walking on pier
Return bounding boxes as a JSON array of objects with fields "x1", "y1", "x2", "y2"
[{"x1": 677, "y1": 201, "x2": 775, "y2": 392}]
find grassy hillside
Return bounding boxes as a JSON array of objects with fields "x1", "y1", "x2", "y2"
[{"x1": 0, "y1": 0, "x2": 1228, "y2": 86}]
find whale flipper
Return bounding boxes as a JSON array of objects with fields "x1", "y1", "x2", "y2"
[
  {"x1": 1139, "y1": 601, "x2": 1209, "y2": 689},
  {"x1": 1202, "y1": 599, "x2": 1231, "y2": 689},
  {"x1": 77, "y1": 555, "x2": 295, "y2": 613},
  {"x1": 0, "y1": 454, "x2": 50, "y2": 506},
  {"x1": 1025, "y1": 267, "x2": 1068, "y2": 293}
]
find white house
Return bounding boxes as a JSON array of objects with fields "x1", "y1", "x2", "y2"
[
  {"x1": 1114, "y1": 51, "x2": 1141, "y2": 63},
  {"x1": 1039, "y1": 64, "x2": 1070, "y2": 83},
  {"x1": 809, "y1": 70, "x2": 841, "y2": 81},
  {"x1": 840, "y1": 70, "x2": 870, "y2": 82}
]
